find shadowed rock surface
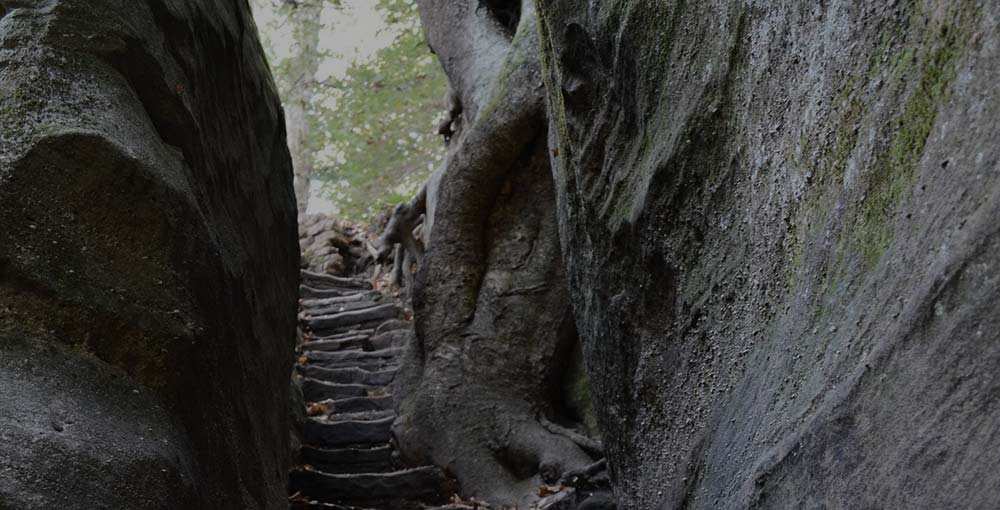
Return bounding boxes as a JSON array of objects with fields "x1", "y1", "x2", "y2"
[
  {"x1": 537, "y1": 0, "x2": 1000, "y2": 508},
  {"x1": 0, "y1": 1, "x2": 298, "y2": 509}
]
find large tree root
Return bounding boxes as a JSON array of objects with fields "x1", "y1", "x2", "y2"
[
  {"x1": 392, "y1": 1, "x2": 597, "y2": 505},
  {"x1": 393, "y1": 381, "x2": 596, "y2": 506},
  {"x1": 377, "y1": 183, "x2": 428, "y2": 292},
  {"x1": 539, "y1": 415, "x2": 603, "y2": 457}
]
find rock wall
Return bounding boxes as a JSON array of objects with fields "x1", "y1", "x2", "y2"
[
  {"x1": 299, "y1": 213, "x2": 368, "y2": 275},
  {"x1": 538, "y1": 0, "x2": 1000, "y2": 508},
  {"x1": 0, "y1": 1, "x2": 299, "y2": 509}
]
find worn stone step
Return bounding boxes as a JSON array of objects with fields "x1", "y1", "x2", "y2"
[
  {"x1": 300, "y1": 335, "x2": 368, "y2": 353},
  {"x1": 290, "y1": 466, "x2": 451, "y2": 503},
  {"x1": 301, "y1": 378, "x2": 372, "y2": 402},
  {"x1": 374, "y1": 319, "x2": 411, "y2": 336},
  {"x1": 304, "y1": 355, "x2": 400, "y2": 374},
  {"x1": 304, "y1": 347, "x2": 403, "y2": 365},
  {"x1": 326, "y1": 395, "x2": 394, "y2": 414},
  {"x1": 309, "y1": 359, "x2": 399, "y2": 372},
  {"x1": 300, "y1": 443, "x2": 395, "y2": 475},
  {"x1": 301, "y1": 285, "x2": 356, "y2": 299},
  {"x1": 318, "y1": 320, "x2": 394, "y2": 338},
  {"x1": 305, "y1": 304, "x2": 400, "y2": 332},
  {"x1": 289, "y1": 501, "x2": 357, "y2": 510},
  {"x1": 326, "y1": 409, "x2": 396, "y2": 423},
  {"x1": 300, "y1": 366, "x2": 397, "y2": 386},
  {"x1": 301, "y1": 269, "x2": 373, "y2": 290},
  {"x1": 310, "y1": 329, "x2": 376, "y2": 342},
  {"x1": 302, "y1": 300, "x2": 382, "y2": 319},
  {"x1": 301, "y1": 291, "x2": 378, "y2": 309},
  {"x1": 304, "y1": 415, "x2": 394, "y2": 447}
]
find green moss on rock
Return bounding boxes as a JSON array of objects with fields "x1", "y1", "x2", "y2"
[{"x1": 854, "y1": 2, "x2": 978, "y2": 265}]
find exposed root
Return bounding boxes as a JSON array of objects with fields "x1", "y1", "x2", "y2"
[
  {"x1": 538, "y1": 415, "x2": 603, "y2": 457},
  {"x1": 377, "y1": 183, "x2": 427, "y2": 262},
  {"x1": 559, "y1": 458, "x2": 606, "y2": 487}
]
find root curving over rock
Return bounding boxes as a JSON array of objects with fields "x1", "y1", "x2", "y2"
[{"x1": 388, "y1": 0, "x2": 596, "y2": 505}]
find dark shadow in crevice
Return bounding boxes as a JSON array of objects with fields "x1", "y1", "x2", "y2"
[{"x1": 481, "y1": 0, "x2": 521, "y2": 37}]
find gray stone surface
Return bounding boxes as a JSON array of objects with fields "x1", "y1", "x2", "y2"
[
  {"x1": 0, "y1": 335, "x2": 197, "y2": 509},
  {"x1": 0, "y1": 1, "x2": 298, "y2": 508},
  {"x1": 538, "y1": 0, "x2": 1000, "y2": 508}
]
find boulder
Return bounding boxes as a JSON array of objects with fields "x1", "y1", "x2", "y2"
[
  {"x1": 299, "y1": 213, "x2": 361, "y2": 275},
  {"x1": 0, "y1": 1, "x2": 298, "y2": 509}
]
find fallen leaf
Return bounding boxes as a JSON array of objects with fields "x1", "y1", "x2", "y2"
[
  {"x1": 539, "y1": 485, "x2": 559, "y2": 497},
  {"x1": 306, "y1": 402, "x2": 329, "y2": 416}
]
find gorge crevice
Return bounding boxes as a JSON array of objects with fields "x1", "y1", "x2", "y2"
[{"x1": 3, "y1": 1, "x2": 1000, "y2": 509}]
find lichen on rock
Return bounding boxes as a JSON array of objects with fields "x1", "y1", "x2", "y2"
[{"x1": 538, "y1": 0, "x2": 1000, "y2": 508}]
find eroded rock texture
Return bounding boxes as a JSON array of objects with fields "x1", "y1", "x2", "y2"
[
  {"x1": 0, "y1": 1, "x2": 298, "y2": 509},
  {"x1": 538, "y1": 0, "x2": 1000, "y2": 508}
]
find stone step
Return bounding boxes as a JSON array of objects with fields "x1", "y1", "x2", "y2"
[
  {"x1": 301, "y1": 292, "x2": 378, "y2": 309},
  {"x1": 304, "y1": 347, "x2": 402, "y2": 365},
  {"x1": 301, "y1": 379, "x2": 374, "y2": 402},
  {"x1": 317, "y1": 320, "x2": 393, "y2": 338},
  {"x1": 312, "y1": 359, "x2": 398, "y2": 372},
  {"x1": 302, "y1": 300, "x2": 382, "y2": 319},
  {"x1": 310, "y1": 329, "x2": 376, "y2": 342},
  {"x1": 374, "y1": 319, "x2": 411, "y2": 336},
  {"x1": 301, "y1": 269, "x2": 373, "y2": 290},
  {"x1": 289, "y1": 500, "x2": 358, "y2": 510},
  {"x1": 289, "y1": 497, "x2": 371, "y2": 510},
  {"x1": 327, "y1": 395, "x2": 394, "y2": 414},
  {"x1": 300, "y1": 335, "x2": 368, "y2": 353},
  {"x1": 326, "y1": 409, "x2": 396, "y2": 423},
  {"x1": 300, "y1": 285, "x2": 356, "y2": 299},
  {"x1": 305, "y1": 304, "x2": 400, "y2": 332},
  {"x1": 300, "y1": 443, "x2": 396, "y2": 475},
  {"x1": 300, "y1": 366, "x2": 397, "y2": 386},
  {"x1": 304, "y1": 415, "x2": 394, "y2": 447},
  {"x1": 290, "y1": 466, "x2": 451, "y2": 503}
]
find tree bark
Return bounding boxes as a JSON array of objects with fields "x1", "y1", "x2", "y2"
[
  {"x1": 391, "y1": 1, "x2": 594, "y2": 505},
  {"x1": 284, "y1": 0, "x2": 324, "y2": 215}
]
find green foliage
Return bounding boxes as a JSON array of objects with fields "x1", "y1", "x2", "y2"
[
  {"x1": 254, "y1": 0, "x2": 446, "y2": 221},
  {"x1": 254, "y1": 0, "x2": 340, "y2": 177},
  {"x1": 313, "y1": 0, "x2": 447, "y2": 221}
]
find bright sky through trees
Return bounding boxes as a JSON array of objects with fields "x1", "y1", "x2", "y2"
[{"x1": 252, "y1": 0, "x2": 446, "y2": 220}]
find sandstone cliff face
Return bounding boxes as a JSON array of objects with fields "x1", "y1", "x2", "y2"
[
  {"x1": 0, "y1": 1, "x2": 298, "y2": 509},
  {"x1": 538, "y1": 1, "x2": 1000, "y2": 508}
]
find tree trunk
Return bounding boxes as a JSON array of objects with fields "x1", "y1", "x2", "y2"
[
  {"x1": 391, "y1": 1, "x2": 594, "y2": 505},
  {"x1": 284, "y1": 1, "x2": 323, "y2": 215},
  {"x1": 287, "y1": 96, "x2": 312, "y2": 215}
]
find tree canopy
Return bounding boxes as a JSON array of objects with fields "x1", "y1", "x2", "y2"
[{"x1": 256, "y1": 0, "x2": 446, "y2": 220}]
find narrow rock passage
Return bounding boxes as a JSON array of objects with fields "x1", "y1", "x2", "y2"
[{"x1": 289, "y1": 269, "x2": 455, "y2": 509}]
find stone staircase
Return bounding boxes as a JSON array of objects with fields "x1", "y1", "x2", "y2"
[{"x1": 289, "y1": 269, "x2": 455, "y2": 509}]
